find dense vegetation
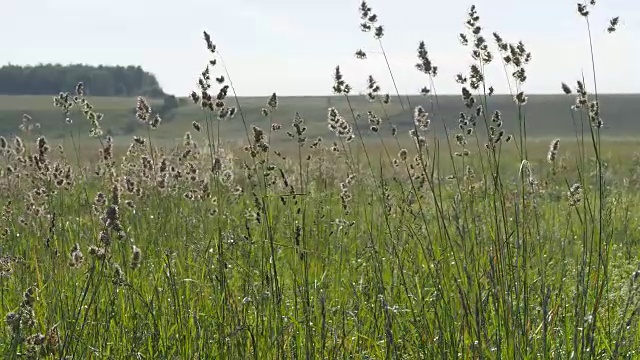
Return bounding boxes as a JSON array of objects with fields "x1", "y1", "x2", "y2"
[
  {"x1": 0, "y1": 64, "x2": 166, "y2": 97},
  {"x1": 1, "y1": 1, "x2": 638, "y2": 359}
]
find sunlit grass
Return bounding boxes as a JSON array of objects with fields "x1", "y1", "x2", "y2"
[{"x1": 1, "y1": 1, "x2": 638, "y2": 359}]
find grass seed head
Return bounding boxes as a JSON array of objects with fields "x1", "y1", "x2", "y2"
[
  {"x1": 547, "y1": 139, "x2": 560, "y2": 163},
  {"x1": 568, "y1": 183, "x2": 583, "y2": 206},
  {"x1": 413, "y1": 106, "x2": 430, "y2": 131},
  {"x1": 112, "y1": 263, "x2": 126, "y2": 286},
  {"x1": 267, "y1": 92, "x2": 278, "y2": 110},
  {"x1": 131, "y1": 245, "x2": 142, "y2": 269},
  {"x1": 135, "y1": 96, "x2": 152, "y2": 124}
]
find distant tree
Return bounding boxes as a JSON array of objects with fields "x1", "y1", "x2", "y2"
[
  {"x1": 158, "y1": 94, "x2": 180, "y2": 121},
  {"x1": 161, "y1": 94, "x2": 179, "y2": 112},
  {"x1": 0, "y1": 63, "x2": 166, "y2": 97}
]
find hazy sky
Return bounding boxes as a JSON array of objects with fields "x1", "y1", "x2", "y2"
[{"x1": 2, "y1": 0, "x2": 638, "y2": 96}]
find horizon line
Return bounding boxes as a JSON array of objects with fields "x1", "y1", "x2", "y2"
[{"x1": 1, "y1": 92, "x2": 639, "y2": 98}]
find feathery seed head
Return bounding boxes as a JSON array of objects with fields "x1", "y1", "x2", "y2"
[
  {"x1": 577, "y1": 3, "x2": 589, "y2": 17},
  {"x1": 23, "y1": 286, "x2": 38, "y2": 308},
  {"x1": 366, "y1": 75, "x2": 381, "y2": 101},
  {"x1": 332, "y1": 66, "x2": 352, "y2": 95},
  {"x1": 131, "y1": 245, "x2": 142, "y2": 269},
  {"x1": 112, "y1": 263, "x2": 126, "y2": 286},
  {"x1": 568, "y1": 183, "x2": 583, "y2": 206},
  {"x1": 399, "y1": 149, "x2": 408, "y2": 161},
  {"x1": 135, "y1": 96, "x2": 152, "y2": 123},
  {"x1": 413, "y1": 106, "x2": 430, "y2": 131},
  {"x1": 267, "y1": 92, "x2": 278, "y2": 110},
  {"x1": 150, "y1": 114, "x2": 162, "y2": 129},
  {"x1": 547, "y1": 139, "x2": 560, "y2": 163},
  {"x1": 89, "y1": 246, "x2": 107, "y2": 260},
  {"x1": 607, "y1": 16, "x2": 620, "y2": 33},
  {"x1": 69, "y1": 243, "x2": 84, "y2": 268},
  {"x1": 416, "y1": 41, "x2": 438, "y2": 77},
  {"x1": 75, "y1": 82, "x2": 84, "y2": 96},
  {"x1": 514, "y1": 91, "x2": 528, "y2": 105},
  {"x1": 203, "y1": 30, "x2": 216, "y2": 53}
]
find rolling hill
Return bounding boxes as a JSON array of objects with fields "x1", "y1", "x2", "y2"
[{"x1": 1, "y1": 93, "x2": 638, "y2": 147}]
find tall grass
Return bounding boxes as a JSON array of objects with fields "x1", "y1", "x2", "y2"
[{"x1": 1, "y1": 1, "x2": 638, "y2": 359}]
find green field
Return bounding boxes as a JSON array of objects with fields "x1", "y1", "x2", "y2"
[
  {"x1": 2, "y1": 93, "x2": 640, "y2": 144},
  {"x1": 2, "y1": 2, "x2": 640, "y2": 359}
]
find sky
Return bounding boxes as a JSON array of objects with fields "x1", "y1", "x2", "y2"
[{"x1": 1, "y1": 0, "x2": 638, "y2": 97}]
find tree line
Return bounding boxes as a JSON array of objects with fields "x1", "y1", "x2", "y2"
[{"x1": 0, "y1": 64, "x2": 166, "y2": 97}]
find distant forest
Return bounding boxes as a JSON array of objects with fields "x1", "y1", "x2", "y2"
[{"x1": 0, "y1": 64, "x2": 166, "y2": 97}]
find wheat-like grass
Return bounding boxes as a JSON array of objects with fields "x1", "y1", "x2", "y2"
[{"x1": 0, "y1": 1, "x2": 635, "y2": 359}]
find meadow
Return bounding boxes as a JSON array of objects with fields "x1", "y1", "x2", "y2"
[
  {"x1": 2, "y1": 93, "x2": 640, "y2": 144},
  {"x1": 2, "y1": 2, "x2": 640, "y2": 359}
]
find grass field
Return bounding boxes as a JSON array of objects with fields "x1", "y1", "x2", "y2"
[
  {"x1": 2, "y1": 2, "x2": 640, "y2": 359},
  {"x1": 3, "y1": 92, "x2": 640, "y2": 144}
]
